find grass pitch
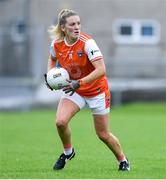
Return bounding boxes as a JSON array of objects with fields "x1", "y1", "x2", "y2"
[{"x1": 0, "y1": 103, "x2": 166, "y2": 179}]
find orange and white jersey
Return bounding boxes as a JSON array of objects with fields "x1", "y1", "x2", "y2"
[{"x1": 50, "y1": 32, "x2": 109, "y2": 97}]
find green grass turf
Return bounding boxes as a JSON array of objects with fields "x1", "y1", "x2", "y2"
[{"x1": 0, "y1": 102, "x2": 166, "y2": 179}]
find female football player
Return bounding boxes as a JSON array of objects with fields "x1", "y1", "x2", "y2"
[{"x1": 45, "y1": 9, "x2": 130, "y2": 171}]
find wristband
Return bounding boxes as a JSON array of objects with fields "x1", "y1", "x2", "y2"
[{"x1": 79, "y1": 79, "x2": 85, "y2": 86}]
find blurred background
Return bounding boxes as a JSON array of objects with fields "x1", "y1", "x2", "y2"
[{"x1": 0, "y1": 0, "x2": 166, "y2": 111}]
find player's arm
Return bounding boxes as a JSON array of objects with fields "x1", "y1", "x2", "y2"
[
  {"x1": 47, "y1": 55, "x2": 57, "y2": 72},
  {"x1": 47, "y1": 39, "x2": 57, "y2": 71},
  {"x1": 62, "y1": 59, "x2": 106, "y2": 95},
  {"x1": 44, "y1": 40, "x2": 57, "y2": 90},
  {"x1": 80, "y1": 39, "x2": 106, "y2": 84},
  {"x1": 44, "y1": 55, "x2": 57, "y2": 91},
  {"x1": 80, "y1": 58, "x2": 106, "y2": 84}
]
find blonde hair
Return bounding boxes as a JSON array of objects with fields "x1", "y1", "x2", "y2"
[{"x1": 48, "y1": 9, "x2": 78, "y2": 40}]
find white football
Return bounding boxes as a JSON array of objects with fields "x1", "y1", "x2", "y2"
[{"x1": 47, "y1": 67, "x2": 69, "y2": 90}]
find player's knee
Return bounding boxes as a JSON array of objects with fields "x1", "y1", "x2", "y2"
[
  {"x1": 55, "y1": 117, "x2": 68, "y2": 129},
  {"x1": 97, "y1": 132, "x2": 109, "y2": 142}
]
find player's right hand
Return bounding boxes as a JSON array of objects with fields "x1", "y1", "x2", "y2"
[{"x1": 44, "y1": 74, "x2": 53, "y2": 91}]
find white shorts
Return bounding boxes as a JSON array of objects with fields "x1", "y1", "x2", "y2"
[{"x1": 61, "y1": 91, "x2": 110, "y2": 115}]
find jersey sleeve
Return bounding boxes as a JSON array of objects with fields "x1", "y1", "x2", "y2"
[
  {"x1": 84, "y1": 39, "x2": 103, "y2": 61},
  {"x1": 50, "y1": 40, "x2": 56, "y2": 58}
]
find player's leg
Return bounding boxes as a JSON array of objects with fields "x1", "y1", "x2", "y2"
[
  {"x1": 86, "y1": 90, "x2": 130, "y2": 171},
  {"x1": 93, "y1": 113, "x2": 130, "y2": 171},
  {"x1": 53, "y1": 98, "x2": 79, "y2": 170},
  {"x1": 56, "y1": 98, "x2": 79, "y2": 149},
  {"x1": 54, "y1": 92, "x2": 86, "y2": 170},
  {"x1": 93, "y1": 113, "x2": 124, "y2": 159}
]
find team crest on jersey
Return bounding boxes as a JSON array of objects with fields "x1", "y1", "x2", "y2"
[{"x1": 77, "y1": 51, "x2": 83, "y2": 57}]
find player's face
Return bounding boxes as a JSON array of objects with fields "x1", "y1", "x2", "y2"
[{"x1": 62, "y1": 15, "x2": 81, "y2": 43}]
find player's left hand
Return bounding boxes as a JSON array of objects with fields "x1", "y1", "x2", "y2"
[{"x1": 62, "y1": 79, "x2": 80, "y2": 96}]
